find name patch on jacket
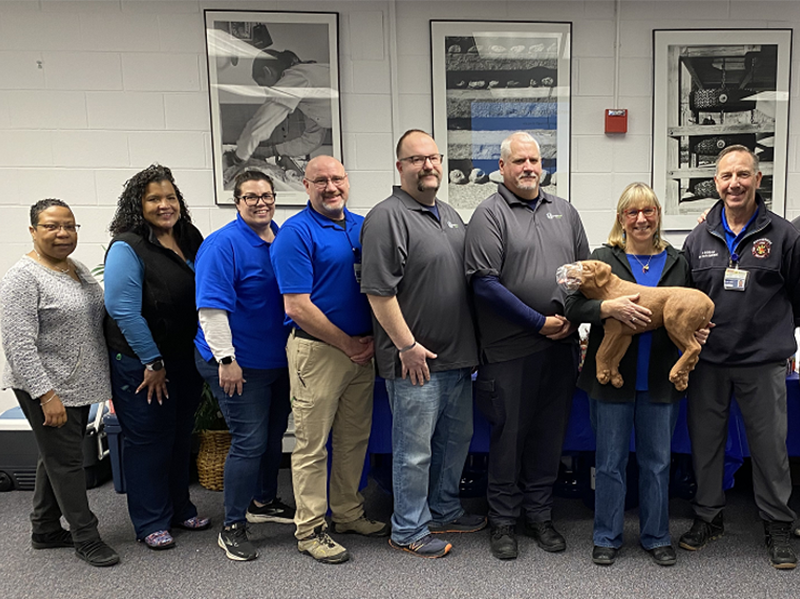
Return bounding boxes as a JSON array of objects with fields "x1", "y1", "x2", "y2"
[
  {"x1": 699, "y1": 250, "x2": 718, "y2": 259},
  {"x1": 751, "y1": 238, "x2": 772, "y2": 259}
]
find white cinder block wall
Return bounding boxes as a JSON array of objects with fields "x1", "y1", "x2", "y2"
[{"x1": 2, "y1": 0, "x2": 800, "y2": 409}]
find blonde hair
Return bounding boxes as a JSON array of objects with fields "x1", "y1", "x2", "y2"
[{"x1": 607, "y1": 182, "x2": 669, "y2": 252}]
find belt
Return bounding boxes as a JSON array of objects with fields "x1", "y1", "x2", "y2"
[{"x1": 292, "y1": 328, "x2": 322, "y2": 342}]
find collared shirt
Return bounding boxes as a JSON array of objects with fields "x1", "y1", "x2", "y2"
[
  {"x1": 271, "y1": 202, "x2": 371, "y2": 336},
  {"x1": 194, "y1": 213, "x2": 288, "y2": 370},
  {"x1": 464, "y1": 183, "x2": 589, "y2": 363},
  {"x1": 360, "y1": 186, "x2": 478, "y2": 379}
]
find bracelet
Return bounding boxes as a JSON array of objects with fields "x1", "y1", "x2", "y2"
[
  {"x1": 40, "y1": 393, "x2": 56, "y2": 406},
  {"x1": 398, "y1": 341, "x2": 417, "y2": 354}
]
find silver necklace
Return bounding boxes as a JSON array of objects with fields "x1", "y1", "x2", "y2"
[
  {"x1": 35, "y1": 252, "x2": 71, "y2": 273},
  {"x1": 628, "y1": 253, "x2": 653, "y2": 274}
]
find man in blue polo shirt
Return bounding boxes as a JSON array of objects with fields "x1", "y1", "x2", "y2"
[{"x1": 271, "y1": 155, "x2": 389, "y2": 564}]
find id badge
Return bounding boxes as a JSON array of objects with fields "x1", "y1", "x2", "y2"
[
  {"x1": 723, "y1": 267, "x2": 748, "y2": 291},
  {"x1": 354, "y1": 262, "x2": 362, "y2": 284}
]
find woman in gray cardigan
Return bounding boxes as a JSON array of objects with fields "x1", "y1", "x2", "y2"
[{"x1": 0, "y1": 199, "x2": 119, "y2": 568}]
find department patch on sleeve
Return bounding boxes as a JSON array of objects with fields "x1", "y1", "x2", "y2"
[{"x1": 751, "y1": 238, "x2": 772, "y2": 259}]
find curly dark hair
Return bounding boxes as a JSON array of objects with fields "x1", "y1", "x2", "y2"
[
  {"x1": 30, "y1": 198, "x2": 71, "y2": 227},
  {"x1": 108, "y1": 164, "x2": 192, "y2": 236}
]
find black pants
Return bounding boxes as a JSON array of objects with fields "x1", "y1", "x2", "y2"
[
  {"x1": 15, "y1": 390, "x2": 100, "y2": 544},
  {"x1": 475, "y1": 344, "x2": 578, "y2": 527}
]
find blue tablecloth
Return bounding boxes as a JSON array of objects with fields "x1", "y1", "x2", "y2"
[{"x1": 369, "y1": 373, "x2": 800, "y2": 490}]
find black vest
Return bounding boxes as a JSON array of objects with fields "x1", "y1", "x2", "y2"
[{"x1": 104, "y1": 222, "x2": 203, "y2": 360}]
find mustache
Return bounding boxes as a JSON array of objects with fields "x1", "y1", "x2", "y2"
[{"x1": 419, "y1": 169, "x2": 440, "y2": 179}]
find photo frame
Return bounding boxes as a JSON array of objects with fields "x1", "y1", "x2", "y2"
[
  {"x1": 431, "y1": 20, "x2": 572, "y2": 218},
  {"x1": 204, "y1": 10, "x2": 341, "y2": 206},
  {"x1": 652, "y1": 29, "x2": 792, "y2": 229}
]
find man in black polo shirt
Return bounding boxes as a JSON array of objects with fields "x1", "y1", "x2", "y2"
[
  {"x1": 464, "y1": 131, "x2": 589, "y2": 560},
  {"x1": 361, "y1": 129, "x2": 482, "y2": 559}
]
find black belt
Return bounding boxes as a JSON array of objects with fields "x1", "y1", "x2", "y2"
[
  {"x1": 292, "y1": 328, "x2": 371, "y2": 342},
  {"x1": 292, "y1": 328, "x2": 322, "y2": 342}
]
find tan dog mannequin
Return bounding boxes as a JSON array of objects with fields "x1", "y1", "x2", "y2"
[{"x1": 558, "y1": 260, "x2": 714, "y2": 391}]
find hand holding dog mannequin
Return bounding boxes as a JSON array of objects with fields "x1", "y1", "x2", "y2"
[{"x1": 600, "y1": 293, "x2": 653, "y2": 330}]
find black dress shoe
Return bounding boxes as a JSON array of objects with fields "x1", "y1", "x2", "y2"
[
  {"x1": 524, "y1": 520, "x2": 566, "y2": 552},
  {"x1": 592, "y1": 545, "x2": 618, "y2": 565},
  {"x1": 490, "y1": 525, "x2": 518, "y2": 560},
  {"x1": 648, "y1": 545, "x2": 677, "y2": 566}
]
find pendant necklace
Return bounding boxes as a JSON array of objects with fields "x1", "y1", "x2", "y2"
[
  {"x1": 629, "y1": 253, "x2": 653, "y2": 274},
  {"x1": 35, "y1": 251, "x2": 71, "y2": 274}
]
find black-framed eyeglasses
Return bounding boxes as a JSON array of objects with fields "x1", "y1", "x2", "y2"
[
  {"x1": 236, "y1": 193, "x2": 276, "y2": 206},
  {"x1": 304, "y1": 175, "x2": 348, "y2": 189},
  {"x1": 35, "y1": 223, "x2": 81, "y2": 233},
  {"x1": 399, "y1": 154, "x2": 443, "y2": 167}
]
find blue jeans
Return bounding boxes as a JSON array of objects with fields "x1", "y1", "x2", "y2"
[
  {"x1": 109, "y1": 351, "x2": 203, "y2": 540},
  {"x1": 386, "y1": 368, "x2": 473, "y2": 545},
  {"x1": 195, "y1": 351, "x2": 291, "y2": 526},
  {"x1": 590, "y1": 393, "x2": 679, "y2": 550}
]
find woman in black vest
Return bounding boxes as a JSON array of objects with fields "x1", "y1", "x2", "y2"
[{"x1": 104, "y1": 164, "x2": 209, "y2": 550}]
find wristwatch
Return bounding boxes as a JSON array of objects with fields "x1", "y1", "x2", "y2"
[
  {"x1": 220, "y1": 356, "x2": 235, "y2": 365},
  {"x1": 145, "y1": 358, "x2": 165, "y2": 372}
]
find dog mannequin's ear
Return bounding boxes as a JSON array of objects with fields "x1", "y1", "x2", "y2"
[{"x1": 595, "y1": 262, "x2": 611, "y2": 287}]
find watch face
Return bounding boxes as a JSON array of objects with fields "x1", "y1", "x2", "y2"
[
  {"x1": 148, "y1": 359, "x2": 164, "y2": 372},
  {"x1": 221, "y1": 356, "x2": 233, "y2": 365}
]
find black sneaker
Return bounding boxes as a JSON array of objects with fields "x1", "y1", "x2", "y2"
[
  {"x1": 679, "y1": 513, "x2": 724, "y2": 551},
  {"x1": 74, "y1": 539, "x2": 119, "y2": 567},
  {"x1": 218, "y1": 522, "x2": 258, "y2": 561},
  {"x1": 490, "y1": 525, "x2": 518, "y2": 560},
  {"x1": 524, "y1": 520, "x2": 566, "y2": 552},
  {"x1": 764, "y1": 520, "x2": 797, "y2": 570},
  {"x1": 648, "y1": 544, "x2": 677, "y2": 566},
  {"x1": 32, "y1": 528, "x2": 73, "y2": 549},
  {"x1": 246, "y1": 498, "x2": 295, "y2": 525},
  {"x1": 429, "y1": 513, "x2": 487, "y2": 534}
]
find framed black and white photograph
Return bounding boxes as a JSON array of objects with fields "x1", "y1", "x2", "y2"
[
  {"x1": 431, "y1": 20, "x2": 572, "y2": 216},
  {"x1": 204, "y1": 10, "x2": 341, "y2": 206},
  {"x1": 652, "y1": 29, "x2": 792, "y2": 229}
]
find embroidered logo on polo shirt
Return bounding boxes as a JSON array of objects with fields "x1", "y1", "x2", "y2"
[
  {"x1": 751, "y1": 238, "x2": 772, "y2": 259},
  {"x1": 447, "y1": 221, "x2": 459, "y2": 229},
  {"x1": 546, "y1": 213, "x2": 563, "y2": 219}
]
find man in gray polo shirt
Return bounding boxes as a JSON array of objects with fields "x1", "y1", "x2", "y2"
[
  {"x1": 464, "y1": 131, "x2": 589, "y2": 560},
  {"x1": 361, "y1": 129, "x2": 483, "y2": 559}
]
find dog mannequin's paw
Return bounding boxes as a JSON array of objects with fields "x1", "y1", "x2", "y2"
[
  {"x1": 610, "y1": 373, "x2": 624, "y2": 388},
  {"x1": 597, "y1": 370, "x2": 610, "y2": 385}
]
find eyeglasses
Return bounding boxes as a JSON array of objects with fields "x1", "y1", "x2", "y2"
[
  {"x1": 236, "y1": 193, "x2": 276, "y2": 206},
  {"x1": 399, "y1": 154, "x2": 443, "y2": 167},
  {"x1": 622, "y1": 206, "x2": 658, "y2": 220},
  {"x1": 304, "y1": 175, "x2": 348, "y2": 189},
  {"x1": 35, "y1": 223, "x2": 81, "y2": 233}
]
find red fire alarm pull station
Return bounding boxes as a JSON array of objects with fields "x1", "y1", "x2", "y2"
[{"x1": 605, "y1": 109, "x2": 628, "y2": 134}]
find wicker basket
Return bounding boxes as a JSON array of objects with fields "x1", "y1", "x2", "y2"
[{"x1": 197, "y1": 430, "x2": 231, "y2": 491}]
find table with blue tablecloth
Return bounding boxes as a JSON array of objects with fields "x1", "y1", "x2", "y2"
[{"x1": 368, "y1": 373, "x2": 800, "y2": 492}]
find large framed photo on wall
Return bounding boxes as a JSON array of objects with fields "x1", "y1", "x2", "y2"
[
  {"x1": 431, "y1": 20, "x2": 572, "y2": 217},
  {"x1": 204, "y1": 10, "x2": 341, "y2": 206},
  {"x1": 652, "y1": 29, "x2": 792, "y2": 229}
]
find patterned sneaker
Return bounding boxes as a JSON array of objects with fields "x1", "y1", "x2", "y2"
[
  {"x1": 174, "y1": 516, "x2": 211, "y2": 531},
  {"x1": 429, "y1": 513, "x2": 487, "y2": 534},
  {"x1": 218, "y1": 522, "x2": 258, "y2": 561},
  {"x1": 142, "y1": 530, "x2": 175, "y2": 551},
  {"x1": 389, "y1": 534, "x2": 452, "y2": 558},
  {"x1": 332, "y1": 516, "x2": 390, "y2": 537},
  {"x1": 32, "y1": 528, "x2": 73, "y2": 549},
  {"x1": 297, "y1": 526, "x2": 350, "y2": 564},
  {"x1": 246, "y1": 498, "x2": 295, "y2": 524}
]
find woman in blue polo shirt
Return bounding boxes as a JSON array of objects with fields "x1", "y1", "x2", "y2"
[{"x1": 194, "y1": 170, "x2": 293, "y2": 562}]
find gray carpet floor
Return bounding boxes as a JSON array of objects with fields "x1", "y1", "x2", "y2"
[{"x1": 0, "y1": 468, "x2": 798, "y2": 599}]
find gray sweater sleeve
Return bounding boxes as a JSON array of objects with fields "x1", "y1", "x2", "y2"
[{"x1": 0, "y1": 266, "x2": 53, "y2": 399}]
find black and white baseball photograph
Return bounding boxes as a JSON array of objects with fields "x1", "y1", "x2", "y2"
[
  {"x1": 431, "y1": 21, "x2": 572, "y2": 216},
  {"x1": 652, "y1": 29, "x2": 792, "y2": 229},
  {"x1": 205, "y1": 10, "x2": 341, "y2": 205}
]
